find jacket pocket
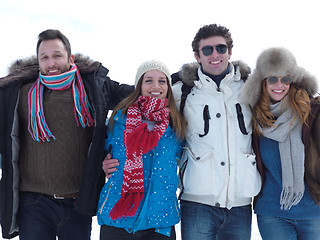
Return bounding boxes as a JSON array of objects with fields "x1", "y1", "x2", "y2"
[
  {"x1": 199, "y1": 105, "x2": 210, "y2": 137},
  {"x1": 235, "y1": 153, "x2": 261, "y2": 197},
  {"x1": 182, "y1": 147, "x2": 225, "y2": 195},
  {"x1": 236, "y1": 103, "x2": 248, "y2": 135},
  {"x1": 235, "y1": 103, "x2": 252, "y2": 135}
]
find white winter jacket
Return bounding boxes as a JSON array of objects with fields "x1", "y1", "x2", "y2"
[{"x1": 172, "y1": 62, "x2": 261, "y2": 209}]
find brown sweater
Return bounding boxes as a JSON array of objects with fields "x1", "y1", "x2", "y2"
[{"x1": 18, "y1": 83, "x2": 92, "y2": 196}]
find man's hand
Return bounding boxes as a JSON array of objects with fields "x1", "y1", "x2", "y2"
[{"x1": 103, "y1": 153, "x2": 119, "y2": 179}]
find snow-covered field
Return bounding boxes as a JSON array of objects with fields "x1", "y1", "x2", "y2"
[{"x1": 0, "y1": 216, "x2": 262, "y2": 240}]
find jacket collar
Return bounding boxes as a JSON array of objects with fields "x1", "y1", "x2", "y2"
[
  {"x1": 0, "y1": 54, "x2": 102, "y2": 87},
  {"x1": 176, "y1": 60, "x2": 250, "y2": 88}
]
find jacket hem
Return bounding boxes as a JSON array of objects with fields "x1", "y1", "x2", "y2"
[{"x1": 180, "y1": 193, "x2": 251, "y2": 209}]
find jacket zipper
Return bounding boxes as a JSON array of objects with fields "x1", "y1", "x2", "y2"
[
  {"x1": 99, "y1": 181, "x2": 113, "y2": 214},
  {"x1": 174, "y1": 194, "x2": 179, "y2": 216}
]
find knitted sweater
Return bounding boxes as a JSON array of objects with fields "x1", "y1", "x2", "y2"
[{"x1": 18, "y1": 83, "x2": 92, "y2": 195}]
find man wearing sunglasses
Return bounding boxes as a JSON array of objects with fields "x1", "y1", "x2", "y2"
[{"x1": 171, "y1": 24, "x2": 261, "y2": 240}]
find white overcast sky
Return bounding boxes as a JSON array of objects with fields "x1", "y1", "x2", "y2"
[{"x1": 1, "y1": 0, "x2": 320, "y2": 90}]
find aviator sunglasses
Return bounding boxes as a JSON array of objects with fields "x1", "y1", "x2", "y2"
[
  {"x1": 266, "y1": 76, "x2": 292, "y2": 86},
  {"x1": 200, "y1": 44, "x2": 228, "y2": 56}
]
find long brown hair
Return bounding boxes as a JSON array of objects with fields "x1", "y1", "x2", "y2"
[
  {"x1": 252, "y1": 80, "x2": 311, "y2": 135},
  {"x1": 108, "y1": 74, "x2": 186, "y2": 139}
]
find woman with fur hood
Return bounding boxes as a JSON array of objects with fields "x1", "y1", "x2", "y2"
[{"x1": 240, "y1": 47, "x2": 320, "y2": 239}]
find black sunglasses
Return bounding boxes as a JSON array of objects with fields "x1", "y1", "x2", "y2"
[
  {"x1": 266, "y1": 76, "x2": 292, "y2": 86},
  {"x1": 199, "y1": 44, "x2": 228, "y2": 56}
]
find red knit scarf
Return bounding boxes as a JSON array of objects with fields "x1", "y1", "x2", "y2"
[{"x1": 109, "y1": 96, "x2": 170, "y2": 220}]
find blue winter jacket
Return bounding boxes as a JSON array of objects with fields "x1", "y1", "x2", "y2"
[{"x1": 97, "y1": 110, "x2": 183, "y2": 236}]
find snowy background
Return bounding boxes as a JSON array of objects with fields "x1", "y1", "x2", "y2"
[
  {"x1": 0, "y1": 0, "x2": 319, "y2": 82},
  {"x1": 1, "y1": 0, "x2": 319, "y2": 239}
]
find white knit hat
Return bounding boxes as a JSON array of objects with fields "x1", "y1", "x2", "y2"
[{"x1": 135, "y1": 60, "x2": 171, "y2": 88}]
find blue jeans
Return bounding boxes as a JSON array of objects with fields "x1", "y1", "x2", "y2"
[
  {"x1": 180, "y1": 200, "x2": 252, "y2": 240},
  {"x1": 257, "y1": 215, "x2": 320, "y2": 240},
  {"x1": 18, "y1": 192, "x2": 92, "y2": 240}
]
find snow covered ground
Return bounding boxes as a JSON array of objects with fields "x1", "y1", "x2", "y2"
[{"x1": 0, "y1": 215, "x2": 262, "y2": 240}]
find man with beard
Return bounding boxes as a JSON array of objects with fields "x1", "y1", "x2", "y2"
[{"x1": 0, "y1": 29, "x2": 133, "y2": 239}]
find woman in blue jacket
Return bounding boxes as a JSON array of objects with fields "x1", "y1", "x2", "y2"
[{"x1": 97, "y1": 60, "x2": 186, "y2": 240}]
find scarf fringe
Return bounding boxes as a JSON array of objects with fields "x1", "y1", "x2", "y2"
[
  {"x1": 280, "y1": 187, "x2": 304, "y2": 210},
  {"x1": 109, "y1": 192, "x2": 144, "y2": 220}
]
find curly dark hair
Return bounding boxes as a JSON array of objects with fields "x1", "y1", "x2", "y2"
[{"x1": 192, "y1": 24, "x2": 233, "y2": 57}]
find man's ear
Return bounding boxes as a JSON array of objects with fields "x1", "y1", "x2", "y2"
[
  {"x1": 194, "y1": 52, "x2": 200, "y2": 64},
  {"x1": 70, "y1": 54, "x2": 75, "y2": 65},
  {"x1": 228, "y1": 49, "x2": 232, "y2": 60}
]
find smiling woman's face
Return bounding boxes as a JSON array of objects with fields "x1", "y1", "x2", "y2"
[
  {"x1": 266, "y1": 77, "x2": 291, "y2": 103},
  {"x1": 141, "y1": 70, "x2": 168, "y2": 99}
]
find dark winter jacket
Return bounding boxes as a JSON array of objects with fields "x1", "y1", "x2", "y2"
[{"x1": 0, "y1": 54, "x2": 134, "y2": 239}]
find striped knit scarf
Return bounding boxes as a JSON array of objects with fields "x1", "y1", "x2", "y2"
[
  {"x1": 109, "y1": 96, "x2": 170, "y2": 220},
  {"x1": 28, "y1": 64, "x2": 94, "y2": 142}
]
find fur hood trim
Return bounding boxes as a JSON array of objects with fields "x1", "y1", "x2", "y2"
[
  {"x1": 178, "y1": 60, "x2": 251, "y2": 87},
  {"x1": 1, "y1": 54, "x2": 100, "y2": 87},
  {"x1": 240, "y1": 47, "x2": 318, "y2": 107}
]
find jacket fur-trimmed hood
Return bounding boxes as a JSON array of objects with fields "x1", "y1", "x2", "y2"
[
  {"x1": 240, "y1": 47, "x2": 318, "y2": 107},
  {"x1": 0, "y1": 53, "x2": 101, "y2": 87},
  {"x1": 174, "y1": 60, "x2": 251, "y2": 87}
]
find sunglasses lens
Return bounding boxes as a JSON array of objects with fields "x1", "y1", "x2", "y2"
[
  {"x1": 267, "y1": 77, "x2": 279, "y2": 85},
  {"x1": 267, "y1": 76, "x2": 292, "y2": 85},
  {"x1": 281, "y1": 77, "x2": 292, "y2": 85},
  {"x1": 216, "y1": 44, "x2": 228, "y2": 54},
  {"x1": 201, "y1": 46, "x2": 214, "y2": 56}
]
